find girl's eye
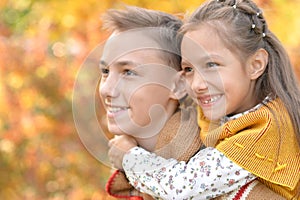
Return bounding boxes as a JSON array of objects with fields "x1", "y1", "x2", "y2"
[
  {"x1": 124, "y1": 69, "x2": 137, "y2": 76},
  {"x1": 206, "y1": 62, "x2": 219, "y2": 68},
  {"x1": 182, "y1": 66, "x2": 194, "y2": 77},
  {"x1": 182, "y1": 66, "x2": 193, "y2": 73}
]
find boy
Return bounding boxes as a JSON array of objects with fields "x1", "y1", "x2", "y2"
[{"x1": 100, "y1": 6, "x2": 202, "y2": 199}]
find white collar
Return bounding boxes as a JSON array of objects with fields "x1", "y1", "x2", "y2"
[{"x1": 220, "y1": 95, "x2": 273, "y2": 125}]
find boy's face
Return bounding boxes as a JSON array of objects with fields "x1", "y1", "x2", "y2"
[
  {"x1": 181, "y1": 26, "x2": 257, "y2": 121},
  {"x1": 99, "y1": 33, "x2": 178, "y2": 138}
]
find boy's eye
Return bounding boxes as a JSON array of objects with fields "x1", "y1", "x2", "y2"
[
  {"x1": 124, "y1": 69, "x2": 137, "y2": 76},
  {"x1": 206, "y1": 62, "x2": 219, "y2": 68}
]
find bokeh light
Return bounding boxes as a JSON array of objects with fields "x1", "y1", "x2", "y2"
[{"x1": 0, "y1": 0, "x2": 299, "y2": 199}]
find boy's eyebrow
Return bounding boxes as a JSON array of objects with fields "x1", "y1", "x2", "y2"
[
  {"x1": 115, "y1": 60, "x2": 139, "y2": 67},
  {"x1": 99, "y1": 60, "x2": 140, "y2": 67},
  {"x1": 99, "y1": 60, "x2": 108, "y2": 67}
]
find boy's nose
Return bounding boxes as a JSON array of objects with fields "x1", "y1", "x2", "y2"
[{"x1": 99, "y1": 75, "x2": 120, "y2": 100}]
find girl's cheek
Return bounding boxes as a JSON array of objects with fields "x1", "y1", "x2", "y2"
[{"x1": 186, "y1": 84, "x2": 196, "y2": 98}]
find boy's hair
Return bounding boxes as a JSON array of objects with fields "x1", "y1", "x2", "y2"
[
  {"x1": 102, "y1": 6, "x2": 183, "y2": 71},
  {"x1": 181, "y1": 0, "x2": 300, "y2": 145}
]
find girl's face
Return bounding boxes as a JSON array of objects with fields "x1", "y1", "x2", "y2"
[{"x1": 181, "y1": 26, "x2": 257, "y2": 121}]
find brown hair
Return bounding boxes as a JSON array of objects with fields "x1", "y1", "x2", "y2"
[
  {"x1": 102, "y1": 6, "x2": 183, "y2": 71},
  {"x1": 181, "y1": 0, "x2": 300, "y2": 145}
]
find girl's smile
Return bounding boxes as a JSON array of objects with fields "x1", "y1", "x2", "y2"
[
  {"x1": 181, "y1": 25, "x2": 258, "y2": 121},
  {"x1": 197, "y1": 94, "x2": 222, "y2": 105}
]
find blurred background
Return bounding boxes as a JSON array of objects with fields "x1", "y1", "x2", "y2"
[{"x1": 0, "y1": 0, "x2": 299, "y2": 199}]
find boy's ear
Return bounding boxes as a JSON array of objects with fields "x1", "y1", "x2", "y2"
[
  {"x1": 170, "y1": 72, "x2": 187, "y2": 100},
  {"x1": 248, "y1": 48, "x2": 268, "y2": 80}
]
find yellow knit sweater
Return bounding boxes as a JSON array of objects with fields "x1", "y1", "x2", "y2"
[{"x1": 198, "y1": 98, "x2": 300, "y2": 199}]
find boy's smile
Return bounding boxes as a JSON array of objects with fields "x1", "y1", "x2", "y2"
[{"x1": 99, "y1": 35, "x2": 179, "y2": 139}]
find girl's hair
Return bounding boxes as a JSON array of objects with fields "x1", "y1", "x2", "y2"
[{"x1": 181, "y1": 0, "x2": 300, "y2": 145}]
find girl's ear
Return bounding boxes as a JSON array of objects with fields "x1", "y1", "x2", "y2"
[
  {"x1": 248, "y1": 48, "x2": 268, "y2": 80},
  {"x1": 170, "y1": 72, "x2": 187, "y2": 100}
]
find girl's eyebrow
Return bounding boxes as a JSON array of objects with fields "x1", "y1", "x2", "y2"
[
  {"x1": 181, "y1": 59, "x2": 192, "y2": 65},
  {"x1": 182, "y1": 54, "x2": 222, "y2": 65}
]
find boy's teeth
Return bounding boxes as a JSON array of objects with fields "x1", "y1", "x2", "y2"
[{"x1": 109, "y1": 107, "x2": 127, "y2": 113}]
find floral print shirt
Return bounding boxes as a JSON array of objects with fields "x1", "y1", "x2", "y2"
[{"x1": 123, "y1": 147, "x2": 256, "y2": 200}]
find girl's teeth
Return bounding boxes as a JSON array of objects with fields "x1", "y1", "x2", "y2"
[{"x1": 203, "y1": 96, "x2": 220, "y2": 104}]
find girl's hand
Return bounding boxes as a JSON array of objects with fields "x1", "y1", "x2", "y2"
[{"x1": 108, "y1": 135, "x2": 138, "y2": 170}]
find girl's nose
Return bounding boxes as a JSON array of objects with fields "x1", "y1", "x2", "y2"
[{"x1": 191, "y1": 71, "x2": 208, "y2": 94}]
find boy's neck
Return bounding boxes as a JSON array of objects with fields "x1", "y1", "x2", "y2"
[
  {"x1": 135, "y1": 135, "x2": 159, "y2": 152},
  {"x1": 136, "y1": 107, "x2": 178, "y2": 151}
]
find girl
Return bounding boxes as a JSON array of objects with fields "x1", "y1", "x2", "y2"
[{"x1": 108, "y1": 0, "x2": 300, "y2": 199}]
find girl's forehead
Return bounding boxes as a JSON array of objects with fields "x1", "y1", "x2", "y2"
[
  {"x1": 182, "y1": 27, "x2": 225, "y2": 52},
  {"x1": 183, "y1": 23, "x2": 221, "y2": 39},
  {"x1": 181, "y1": 26, "x2": 240, "y2": 66}
]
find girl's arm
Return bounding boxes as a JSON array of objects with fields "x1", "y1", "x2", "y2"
[{"x1": 123, "y1": 146, "x2": 256, "y2": 200}]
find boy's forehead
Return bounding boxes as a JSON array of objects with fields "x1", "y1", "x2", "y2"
[{"x1": 102, "y1": 29, "x2": 162, "y2": 64}]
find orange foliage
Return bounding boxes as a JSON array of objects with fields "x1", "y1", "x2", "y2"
[{"x1": 0, "y1": 0, "x2": 299, "y2": 199}]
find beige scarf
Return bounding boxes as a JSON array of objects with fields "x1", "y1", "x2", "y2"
[{"x1": 106, "y1": 106, "x2": 285, "y2": 199}]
